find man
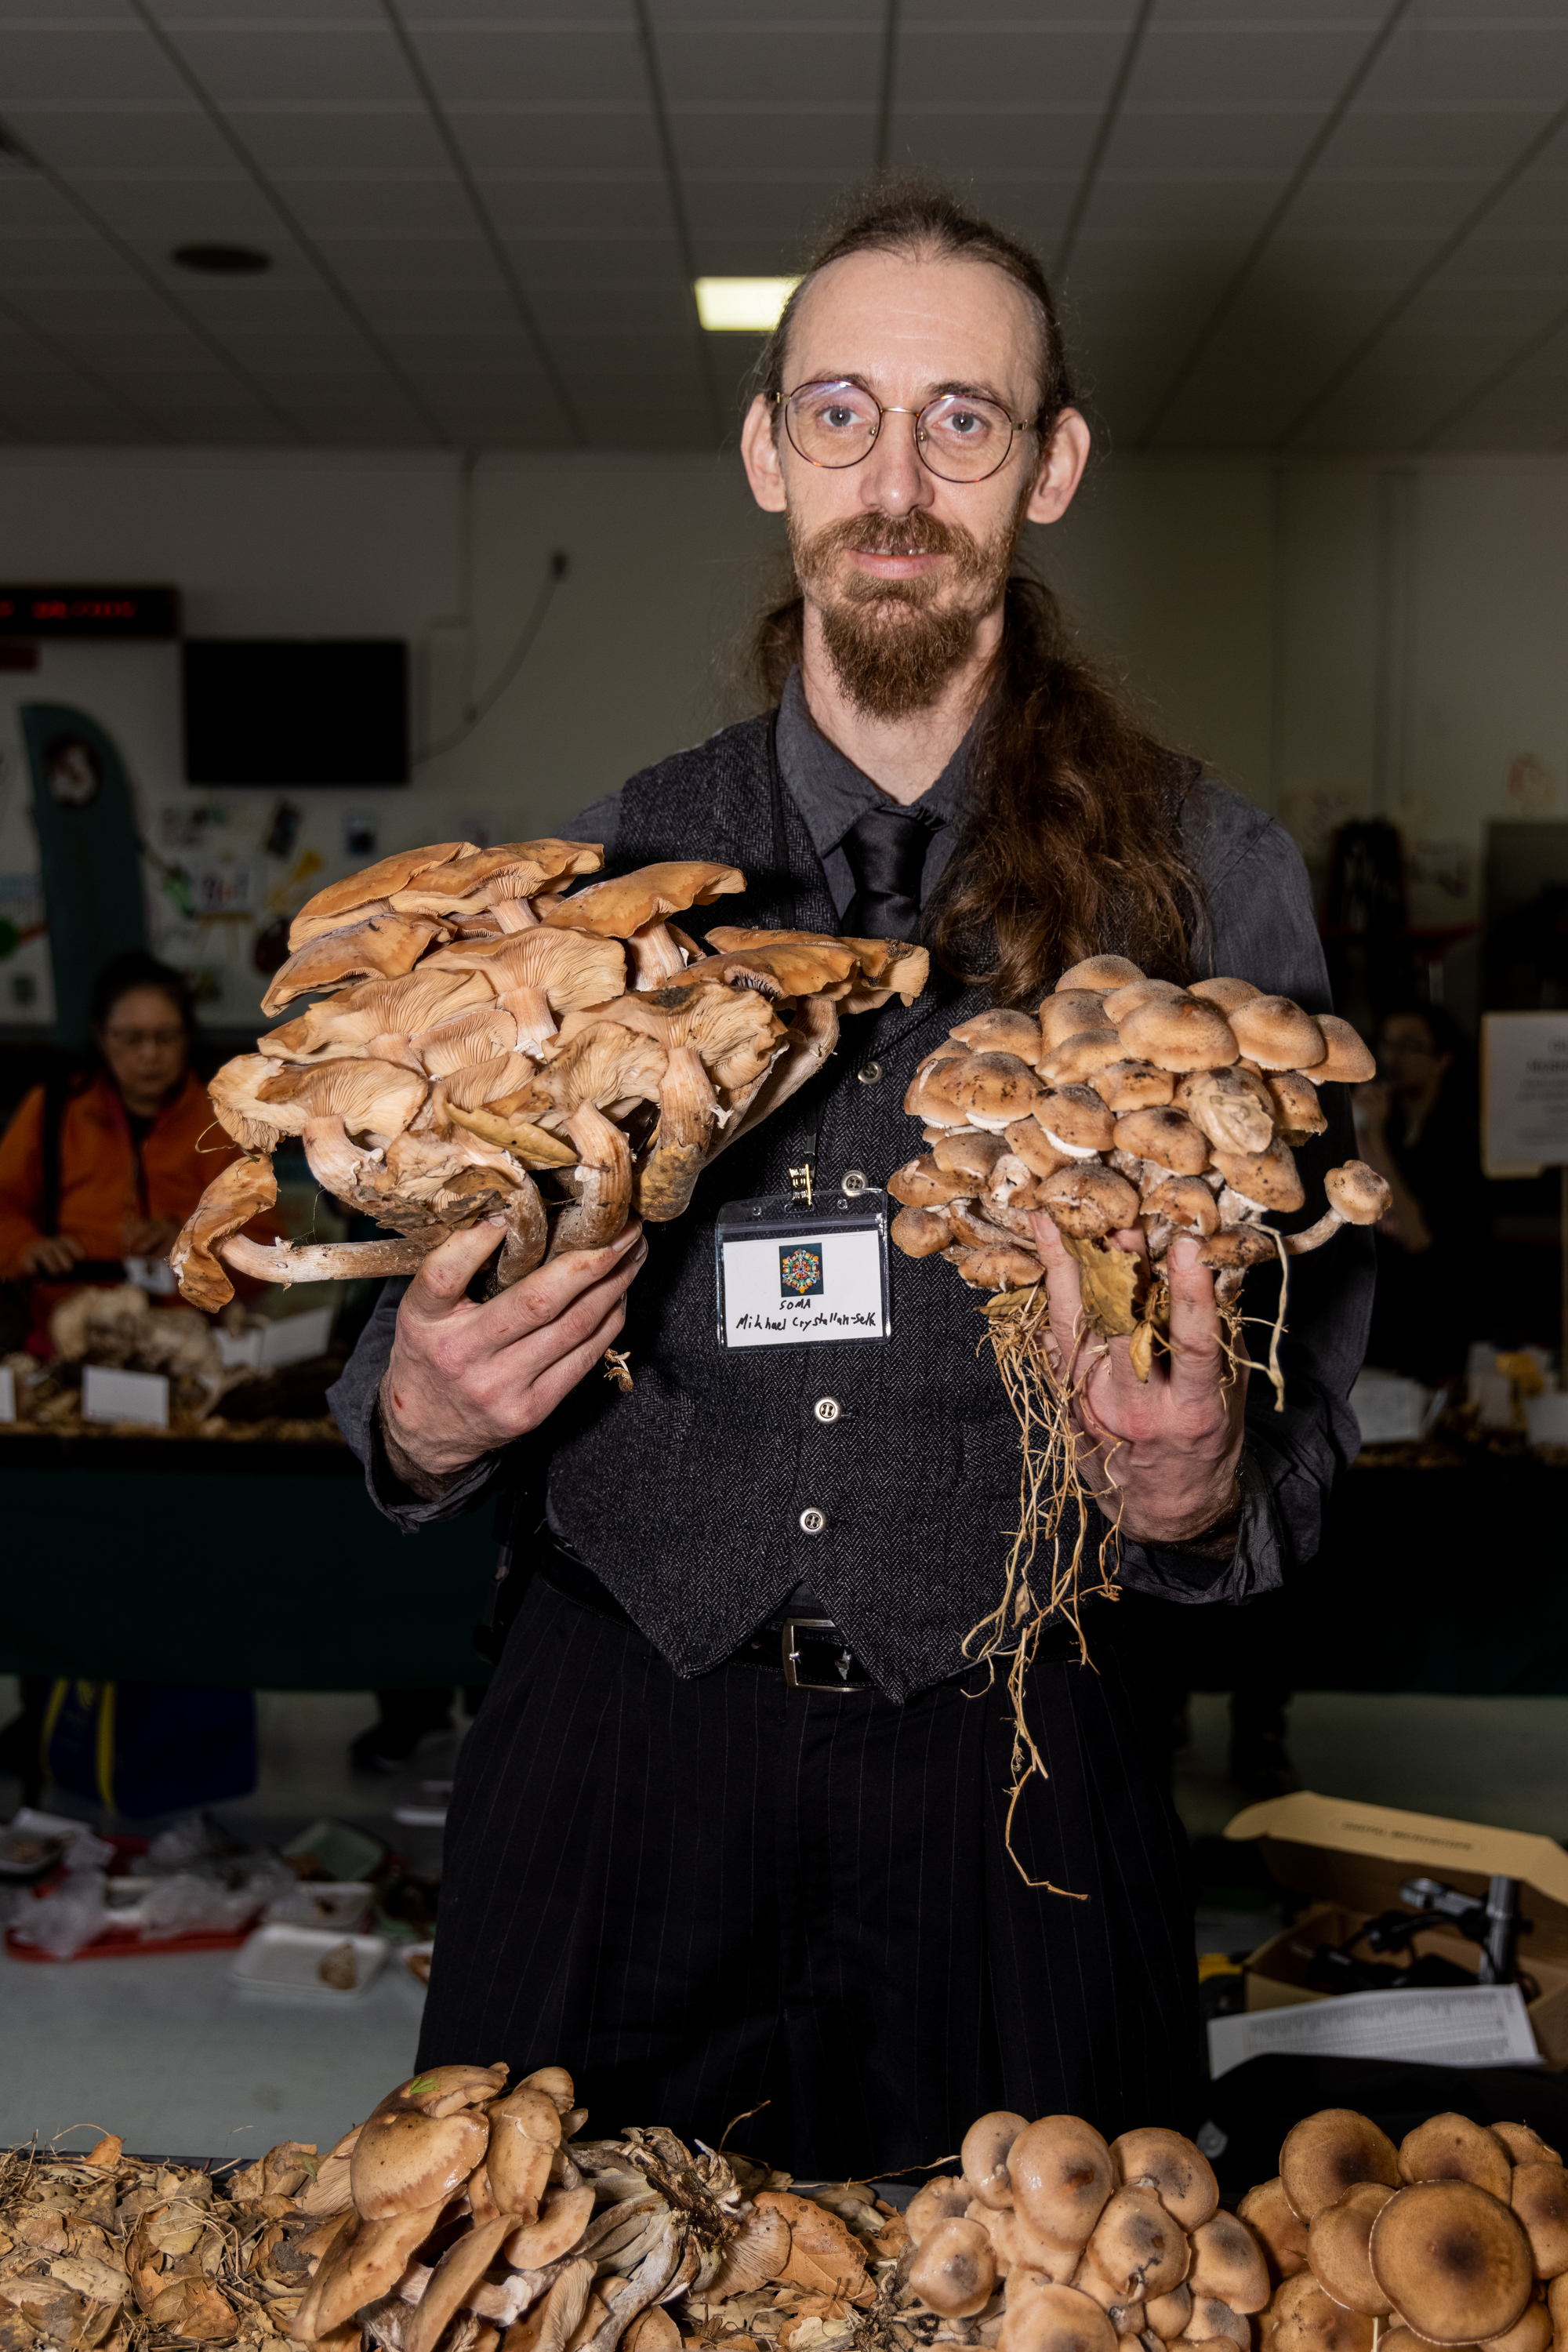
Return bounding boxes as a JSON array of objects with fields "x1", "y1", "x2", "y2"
[{"x1": 330, "y1": 183, "x2": 1370, "y2": 2172}]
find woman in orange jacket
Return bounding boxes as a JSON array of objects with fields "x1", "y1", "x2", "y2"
[{"x1": 0, "y1": 949, "x2": 265, "y2": 1337}]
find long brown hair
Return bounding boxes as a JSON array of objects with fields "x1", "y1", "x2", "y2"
[{"x1": 747, "y1": 178, "x2": 1201, "y2": 1007}]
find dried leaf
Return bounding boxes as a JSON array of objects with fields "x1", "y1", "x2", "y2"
[
  {"x1": 1061, "y1": 1233, "x2": 1143, "y2": 1338},
  {"x1": 45, "y1": 2254, "x2": 126, "y2": 2307},
  {"x1": 1128, "y1": 1318, "x2": 1154, "y2": 1383},
  {"x1": 82, "y1": 2143, "x2": 122, "y2": 2175},
  {"x1": 147, "y1": 2276, "x2": 236, "y2": 2341},
  {"x1": 753, "y1": 2199, "x2": 868, "y2": 2307}
]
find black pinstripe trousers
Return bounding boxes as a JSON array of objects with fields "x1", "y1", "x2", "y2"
[{"x1": 417, "y1": 1577, "x2": 1199, "y2": 2179}]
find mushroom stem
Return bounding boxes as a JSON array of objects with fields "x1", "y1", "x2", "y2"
[
  {"x1": 219, "y1": 1232, "x2": 435, "y2": 1284},
  {"x1": 550, "y1": 1102, "x2": 633, "y2": 1255},
  {"x1": 1283, "y1": 1207, "x2": 1345, "y2": 1255},
  {"x1": 499, "y1": 983, "x2": 558, "y2": 1058},
  {"x1": 626, "y1": 920, "x2": 688, "y2": 986},
  {"x1": 635, "y1": 1044, "x2": 718, "y2": 1221},
  {"x1": 488, "y1": 1175, "x2": 549, "y2": 1292},
  {"x1": 711, "y1": 996, "x2": 840, "y2": 1159}
]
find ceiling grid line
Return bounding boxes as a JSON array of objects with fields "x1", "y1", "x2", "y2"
[
  {"x1": 1051, "y1": 0, "x2": 1159, "y2": 285},
  {"x1": 1277, "y1": 93, "x2": 1568, "y2": 447},
  {"x1": 375, "y1": 0, "x2": 586, "y2": 448},
  {"x1": 0, "y1": 278, "x2": 169, "y2": 442},
  {"x1": 630, "y1": 0, "x2": 725, "y2": 443},
  {"x1": 126, "y1": 0, "x2": 451, "y2": 447},
  {"x1": 1416, "y1": 296, "x2": 1568, "y2": 450},
  {"x1": 1132, "y1": 0, "x2": 1417, "y2": 449}
]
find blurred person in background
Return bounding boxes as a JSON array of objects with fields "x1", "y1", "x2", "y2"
[
  {"x1": 0, "y1": 949, "x2": 221, "y2": 1340},
  {"x1": 1355, "y1": 1003, "x2": 1486, "y2": 1384}
]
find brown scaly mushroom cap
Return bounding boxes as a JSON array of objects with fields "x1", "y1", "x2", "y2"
[
  {"x1": 1006, "y1": 1116, "x2": 1077, "y2": 1183},
  {"x1": 550, "y1": 862, "x2": 745, "y2": 938},
  {"x1": 891, "y1": 1203, "x2": 955, "y2": 1258},
  {"x1": 910, "y1": 2218, "x2": 997, "y2": 2317},
  {"x1": 1093, "y1": 1060, "x2": 1176, "y2": 1112},
  {"x1": 1010, "y1": 2116, "x2": 1116, "y2": 2252},
  {"x1": 1118, "y1": 995, "x2": 1240, "y2": 1073},
  {"x1": 294, "y1": 2201, "x2": 449, "y2": 2340},
  {"x1": 1305, "y1": 2183, "x2": 1396, "y2": 2316},
  {"x1": 1228, "y1": 996, "x2": 1327, "y2": 1073},
  {"x1": 1083, "y1": 2187, "x2": 1190, "y2": 2299},
  {"x1": 1183, "y1": 2293, "x2": 1250, "y2": 2347},
  {"x1": 953, "y1": 1051, "x2": 1047, "y2": 1132},
  {"x1": 170, "y1": 1154, "x2": 278, "y2": 1312},
  {"x1": 949, "y1": 1240, "x2": 1045, "y2": 1291},
  {"x1": 1041, "y1": 1028, "x2": 1127, "y2": 1087},
  {"x1": 349, "y1": 2104, "x2": 491, "y2": 2220},
  {"x1": 1281, "y1": 2113, "x2": 1401, "y2": 2223},
  {"x1": 1112, "y1": 1106, "x2": 1212, "y2": 1176},
  {"x1": 951, "y1": 1009, "x2": 1046, "y2": 1065},
  {"x1": 1399, "y1": 2115, "x2": 1515, "y2": 2198},
  {"x1": 833, "y1": 934, "x2": 931, "y2": 1010},
  {"x1": 1213, "y1": 1139, "x2": 1305, "y2": 1214},
  {"x1": 1489, "y1": 2299, "x2": 1555, "y2": 2352},
  {"x1": 1325, "y1": 1162, "x2": 1392, "y2": 1224},
  {"x1": 906, "y1": 2179, "x2": 974, "y2": 2243},
  {"x1": 486, "y1": 2085, "x2": 561, "y2": 2222},
  {"x1": 1187, "y1": 2216, "x2": 1269, "y2": 2315},
  {"x1": 1177, "y1": 1067, "x2": 1276, "y2": 1157},
  {"x1": 289, "y1": 840, "x2": 481, "y2": 948},
  {"x1": 1102, "y1": 978, "x2": 1185, "y2": 1027},
  {"x1": 1000, "y1": 2281, "x2": 1119, "y2": 2352},
  {"x1": 1368, "y1": 2180, "x2": 1533, "y2": 2345},
  {"x1": 1312, "y1": 1014, "x2": 1377, "y2": 1084},
  {"x1": 1237, "y1": 2178, "x2": 1311, "y2": 2283},
  {"x1": 1041, "y1": 991, "x2": 1120, "y2": 1050},
  {"x1": 1143, "y1": 2284, "x2": 1192, "y2": 2341},
  {"x1": 934, "y1": 1129, "x2": 1009, "y2": 1182},
  {"x1": 950, "y1": 1196, "x2": 1033, "y2": 1253},
  {"x1": 1495, "y1": 2123, "x2": 1562, "y2": 2167},
  {"x1": 1142, "y1": 1174, "x2": 1221, "y2": 1238},
  {"x1": 1270, "y1": 2281, "x2": 1377, "y2": 2352},
  {"x1": 1112, "y1": 2129, "x2": 1219, "y2": 2234},
  {"x1": 1266, "y1": 1070, "x2": 1327, "y2": 1144},
  {"x1": 888, "y1": 1155, "x2": 976, "y2": 1210},
  {"x1": 692, "y1": 937, "x2": 859, "y2": 999},
  {"x1": 1058, "y1": 956, "x2": 1145, "y2": 993},
  {"x1": 1199, "y1": 1225, "x2": 1281, "y2": 1269},
  {"x1": 1189, "y1": 976, "x2": 1261, "y2": 1012},
  {"x1": 388, "y1": 840, "x2": 602, "y2": 921},
  {"x1": 1040, "y1": 1163, "x2": 1141, "y2": 1239},
  {"x1": 1069, "y1": 2261, "x2": 1146, "y2": 2337},
  {"x1": 1037, "y1": 1083, "x2": 1116, "y2": 1157},
  {"x1": 262, "y1": 913, "x2": 449, "y2": 1016},
  {"x1": 502, "y1": 2184, "x2": 597, "y2": 2273},
  {"x1": 908, "y1": 1053, "x2": 976, "y2": 1130},
  {"x1": 963, "y1": 2111, "x2": 1029, "y2": 2212}
]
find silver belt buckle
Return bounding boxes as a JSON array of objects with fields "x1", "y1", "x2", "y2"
[{"x1": 782, "y1": 1617, "x2": 862, "y2": 1693}]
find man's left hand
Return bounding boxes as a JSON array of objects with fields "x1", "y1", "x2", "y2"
[{"x1": 1027, "y1": 1218, "x2": 1246, "y2": 1545}]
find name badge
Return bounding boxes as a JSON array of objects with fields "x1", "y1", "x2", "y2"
[{"x1": 715, "y1": 1191, "x2": 891, "y2": 1349}]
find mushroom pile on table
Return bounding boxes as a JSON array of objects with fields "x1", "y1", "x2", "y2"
[
  {"x1": 886, "y1": 953, "x2": 1389, "y2": 1348},
  {"x1": 169, "y1": 839, "x2": 926, "y2": 1325}
]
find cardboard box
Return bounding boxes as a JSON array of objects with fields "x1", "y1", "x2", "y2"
[{"x1": 1225, "y1": 1790, "x2": 1568, "y2": 2068}]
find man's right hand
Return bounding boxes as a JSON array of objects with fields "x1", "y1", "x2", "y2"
[
  {"x1": 18, "y1": 1234, "x2": 84, "y2": 1278},
  {"x1": 381, "y1": 1216, "x2": 648, "y2": 1479}
]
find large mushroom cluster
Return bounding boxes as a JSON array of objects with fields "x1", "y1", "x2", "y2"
[
  {"x1": 887, "y1": 954, "x2": 1389, "y2": 1345},
  {"x1": 169, "y1": 840, "x2": 926, "y2": 1320}
]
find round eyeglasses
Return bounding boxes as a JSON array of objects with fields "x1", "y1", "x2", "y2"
[{"x1": 775, "y1": 379, "x2": 1033, "y2": 484}]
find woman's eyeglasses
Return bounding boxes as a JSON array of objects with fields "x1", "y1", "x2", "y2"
[{"x1": 775, "y1": 380, "x2": 1034, "y2": 484}]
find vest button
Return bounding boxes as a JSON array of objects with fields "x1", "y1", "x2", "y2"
[
  {"x1": 799, "y1": 1507, "x2": 826, "y2": 1536},
  {"x1": 814, "y1": 1396, "x2": 841, "y2": 1424},
  {"x1": 858, "y1": 1061, "x2": 884, "y2": 1086},
  {"x1": 841, "y1": 1168, "x2": 867, "y2": 1197}
]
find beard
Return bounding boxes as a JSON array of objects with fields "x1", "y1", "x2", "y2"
[{"x1": 786, "y1": 495, "x2": 1028, "y2": 720}]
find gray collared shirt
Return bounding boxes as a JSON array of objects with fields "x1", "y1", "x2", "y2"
[{"x1": 564, "y1": 666, "x2": 972, "y2": 919}]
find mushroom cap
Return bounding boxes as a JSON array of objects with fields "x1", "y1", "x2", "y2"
[
  {"x1": 834, "y1": 935, "x2": 931, "y2": 1008},
  {"x1": 1145, "y1": 2284, "x2": 1192, "y2": 2341},
  {"x1": 210, "y1": 1052, "x2": 295, "y2": 1150},
  {"x1": 264, "y1": 966, "x2": 494, "y2": 1062},
  {"x1": 289, "y1": 840, "x2": 480, "y2": 947},
  {"x1": 1189, "y1": 976, "x2": 1261, "y2": 1012},
  {"x1": 428, "y1": 926, "x2": 629, "y2": 1011},
  {"x1": 1040, "y1": 1163, "x2": 1142, "y2": 1239},
  {"x1": 1042, "y1": 1028, "x2": 1131, "y2": 1086},
  {"x1": 935, "y1": 1129, "x2": 1010, "y2": 1181},
  {"x1": 501, "y1": 2184, "x2": 597, "y2": 2271},
  {"x1": 1084, "y1": 2187, "x2": 1190, "y2": 2299},
  {"x1": 1142, "y1": 1174, "x2": 1221, "y2": 1236},
  {"x1": 297, "y1": 2201, "x2": 448, "y2": 2339},
  {"x1": 372, "y1": 2060, "x2": 507, "y2": 2120},
  {"x1": 888, "y1": 1155, "x2": 975, "y2": 1209},
  {"x1": 1009, "y1": 2115, "x2": 1116, "y2": 2252},
  {"x1": 949, "y1": 1240, "x2": 1045, "y2": 1291},
  {"x1": 1102, "y1": 979, "x2": 1185, "y2": 1027},
  {"x1": 952, "y1": 1009, "x2": 1046, "y2": 1065},
  {"x1": 1112, "y1": 1106, "x2": 1211, "y2": 1176},
  {"x1": 910, "y1": 2218, "x2": 997, "y2": 2318},
  {"x1": 413, "y1": 1006, "x2": 524, "y2": 1076},
  {"x1": 1038, "y1": 1083, "x2": 1117, "y2": 1155},
  {"x1": 1177, "y1": 1067, "x2": 1276, "y2": 1157},
  {"x1": 262, "y1": 913, "x2": 448, "y2": 1015},
  {"x1": 1187, "y1": 2216, "x2": 1269, "y2": 2315},
  {"x1": 1368, "y1": 2181, "x2": 1533, "y2": 2345},
  {"x1": 908, "y1": 2178, "x2": 978, "y2": 2243},
  {"x1": 1112, "y1": 2129, "x2": 1219, "y2": 2234},
  {"x1": 1270, "y1": 2282, "x2": 1377, "y2": 2352},
  {"x1": 405, "y1": 2216, "x2": 513, "y2": 2352},
  {"x1": 350, "y1": 2106, "x2": 489, "y2": 2219},
  {"x1": 1041, "y1": 992, "x2": 1119, "y2": 1050},
  {"x1": 1057, "y1": 956, "x2": 1145, "y2": 994},
  {"x1": 1118, "y1": 995, "x2": 1240, "y2": 1073},
  {"x1": 517, "y1": 2063, "x2": 576, "y2": 2110},
  {"x1": 1238, "y1": 2178, "x2": 1310, "y2": 2283},
  {"x1": 1399, "y1": 2117, "x2": 1514, "y2": 2199},
  {"x1": 892, "y1": 1204, "x2": 955, "y2": 1258},
  {"x1": 258, "y1": 1056, "x2": 427, "y2": 1142},
  {"x1": 1006, "y1": 1116, "x2": 1077, "y2": 1182},
  {"x1": 1092, "y1": 1060, "x2": 1176, "y2": 1112},
  {"x1": 1487, "y1": 2295, "x2": 1554, "y2": 2352},
  {"x1": 692, "y1": 938, "x2": 858, "y2": 999},
  {"x1": 1000, "y1": 2281, "x2": 1119, "y2": 2352},
  {"x1": 1199, "y1": 1224, "x2": 1281, "y2": 1269},
  {"x1": 1183, "y1": 2295, "x2": 1249, "y2": 2347},
  {"x1": 1312, "y1": 1014, "x2": 1377, "y2": 1084},
  {"x1": 1267, "y1": 1070, "x2": 1327, "y2": 1143},
  {"x1": 1324, "y1": 1161, "x2": 1393, "y2": 1225},
  {"x1": 1494, "y1": 2123, "x2": 1561, "y2": 2167},
  {"x1": 1508, "y1": 2165, "x2": 1568, "y2": 2279},
  {"x1": 169, "y1": 1153, "x2": 279, "y2": 1312},
  {"x1": 909, "y1": 1053, "x2": 976, "y2": 1128},
  {"x1": 954, "y1": 1051, "x2": 1048, "y2": 1131},
  {"x1": 549, "y1": 860, "x2": 746, "y2": 936},
  {"x1": 1306, "y1": 2183, "x2": 1396, "y2": 2316},
  {"x1": 1213, "y1": 1139, "x2": 1305, "y2": 1212},
  {"x1": 964, "y1": 2111, "x2": 1029, "y2": 2212},
  {"x1": 390, "y1": 841, "x2": 604, "y2": 921},
  {"x1": 598, "y1": 977, "x2": 785, "y2": 1087},
  {"x1": 439, "y1": 1051, "x2": 538, "y2": 1113},
  {"x1": 1281, "y1": 2113, "x2": 1401, "y2": 2224},
  {"x1": 1229, "y1": 996, "x2": 1327, "y2": 1072}
]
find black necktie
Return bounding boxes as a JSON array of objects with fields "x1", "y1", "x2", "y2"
[{"x1": 839, "y1": 804, "x2": 934, "y2": 942}]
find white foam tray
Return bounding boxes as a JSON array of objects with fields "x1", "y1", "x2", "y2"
[
  {"x1": 230, "y1": 1923, "x2": 389, "y2": 2004},
  {"x1": 263, "y1": 1881, "x2": 376, "y2": 1931}
]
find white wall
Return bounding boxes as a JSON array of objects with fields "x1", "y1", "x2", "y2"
[{"x1": 1, "y1": 442, "x2": 1565, "y2": 1030}]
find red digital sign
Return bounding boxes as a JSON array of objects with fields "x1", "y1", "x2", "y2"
[{"x1": 0, "y1": 586, "x2": 180, "y2": 639}]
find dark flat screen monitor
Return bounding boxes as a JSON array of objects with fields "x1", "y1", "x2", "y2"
[{"x1": 183, "y1": 639, "x2": 408, "y2": 786}]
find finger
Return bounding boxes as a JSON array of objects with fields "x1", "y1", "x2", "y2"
[
  {"x1": 1027, "y1": 1214, "x2": 1085, "y2": 1366},
  {"x1": 1163, "y1": 1233, "x2": 1225, "y2": 1404},
  {"x1": 494, "y1": 1236, "x2": 647, "y2": 1364},
  {"x1": 517, "y1": 1300, "x2": 631, "y2": 1425},
  {"x1": 401, "y1": 1217, "x2": 509, "y2": 1316},
  {"x1": 485, "y1": 1222, "x2": 645, "y2": 1345}
]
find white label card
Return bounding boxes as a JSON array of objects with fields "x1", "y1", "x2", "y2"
[
  {"x1": 81, "y1": 1364, "x2": 169, "y2": 1428},
  {"x1": 716, "y1": 1194, "x2": 891, "y2": 1349},
  {"x1": 1483, "y1": 1011, "x2": 1568, "y2": 1174}
]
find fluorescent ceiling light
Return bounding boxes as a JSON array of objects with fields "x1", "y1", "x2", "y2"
[{"x1": 695, "y1": 277, "x2": 798, "y2": 332}]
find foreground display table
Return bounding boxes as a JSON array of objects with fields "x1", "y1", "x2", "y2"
[{"x1": 0, "y1": 1432, "x2": 498, "y2": 1689}]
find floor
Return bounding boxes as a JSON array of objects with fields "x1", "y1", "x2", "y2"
[{"x1": 8, "y1": 1680, "x2": 1568, "y2": 2158}]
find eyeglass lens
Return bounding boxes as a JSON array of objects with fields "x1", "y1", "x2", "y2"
[{"x1": 784, "y1": 383, "x2": 1017, "y2": 481}]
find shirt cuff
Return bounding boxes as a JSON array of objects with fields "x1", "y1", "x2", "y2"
[{"x1": 365, "y1": 1388, "x2": 503, "y2": 1528}]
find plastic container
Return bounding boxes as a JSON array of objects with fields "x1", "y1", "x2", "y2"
[
  {"x1": 230, "y1": 1923, "x2": 389, "y2": 2004},
  {"x1": 263, "y1": 1881, "x2": 376, "y2": 1932}
]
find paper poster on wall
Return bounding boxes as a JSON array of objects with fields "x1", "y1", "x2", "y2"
[{"x1": 1483, "y1": 1011, "x2": 1568, "y2": 1176}]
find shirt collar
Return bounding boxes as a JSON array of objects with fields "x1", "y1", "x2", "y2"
[{"x1": 773, "y1": 666, "x2": 975, "y2": 866}]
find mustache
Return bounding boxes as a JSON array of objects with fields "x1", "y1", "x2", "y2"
[{"x1": 796, "y1": 510, "x2": 989, "y2": 581}]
